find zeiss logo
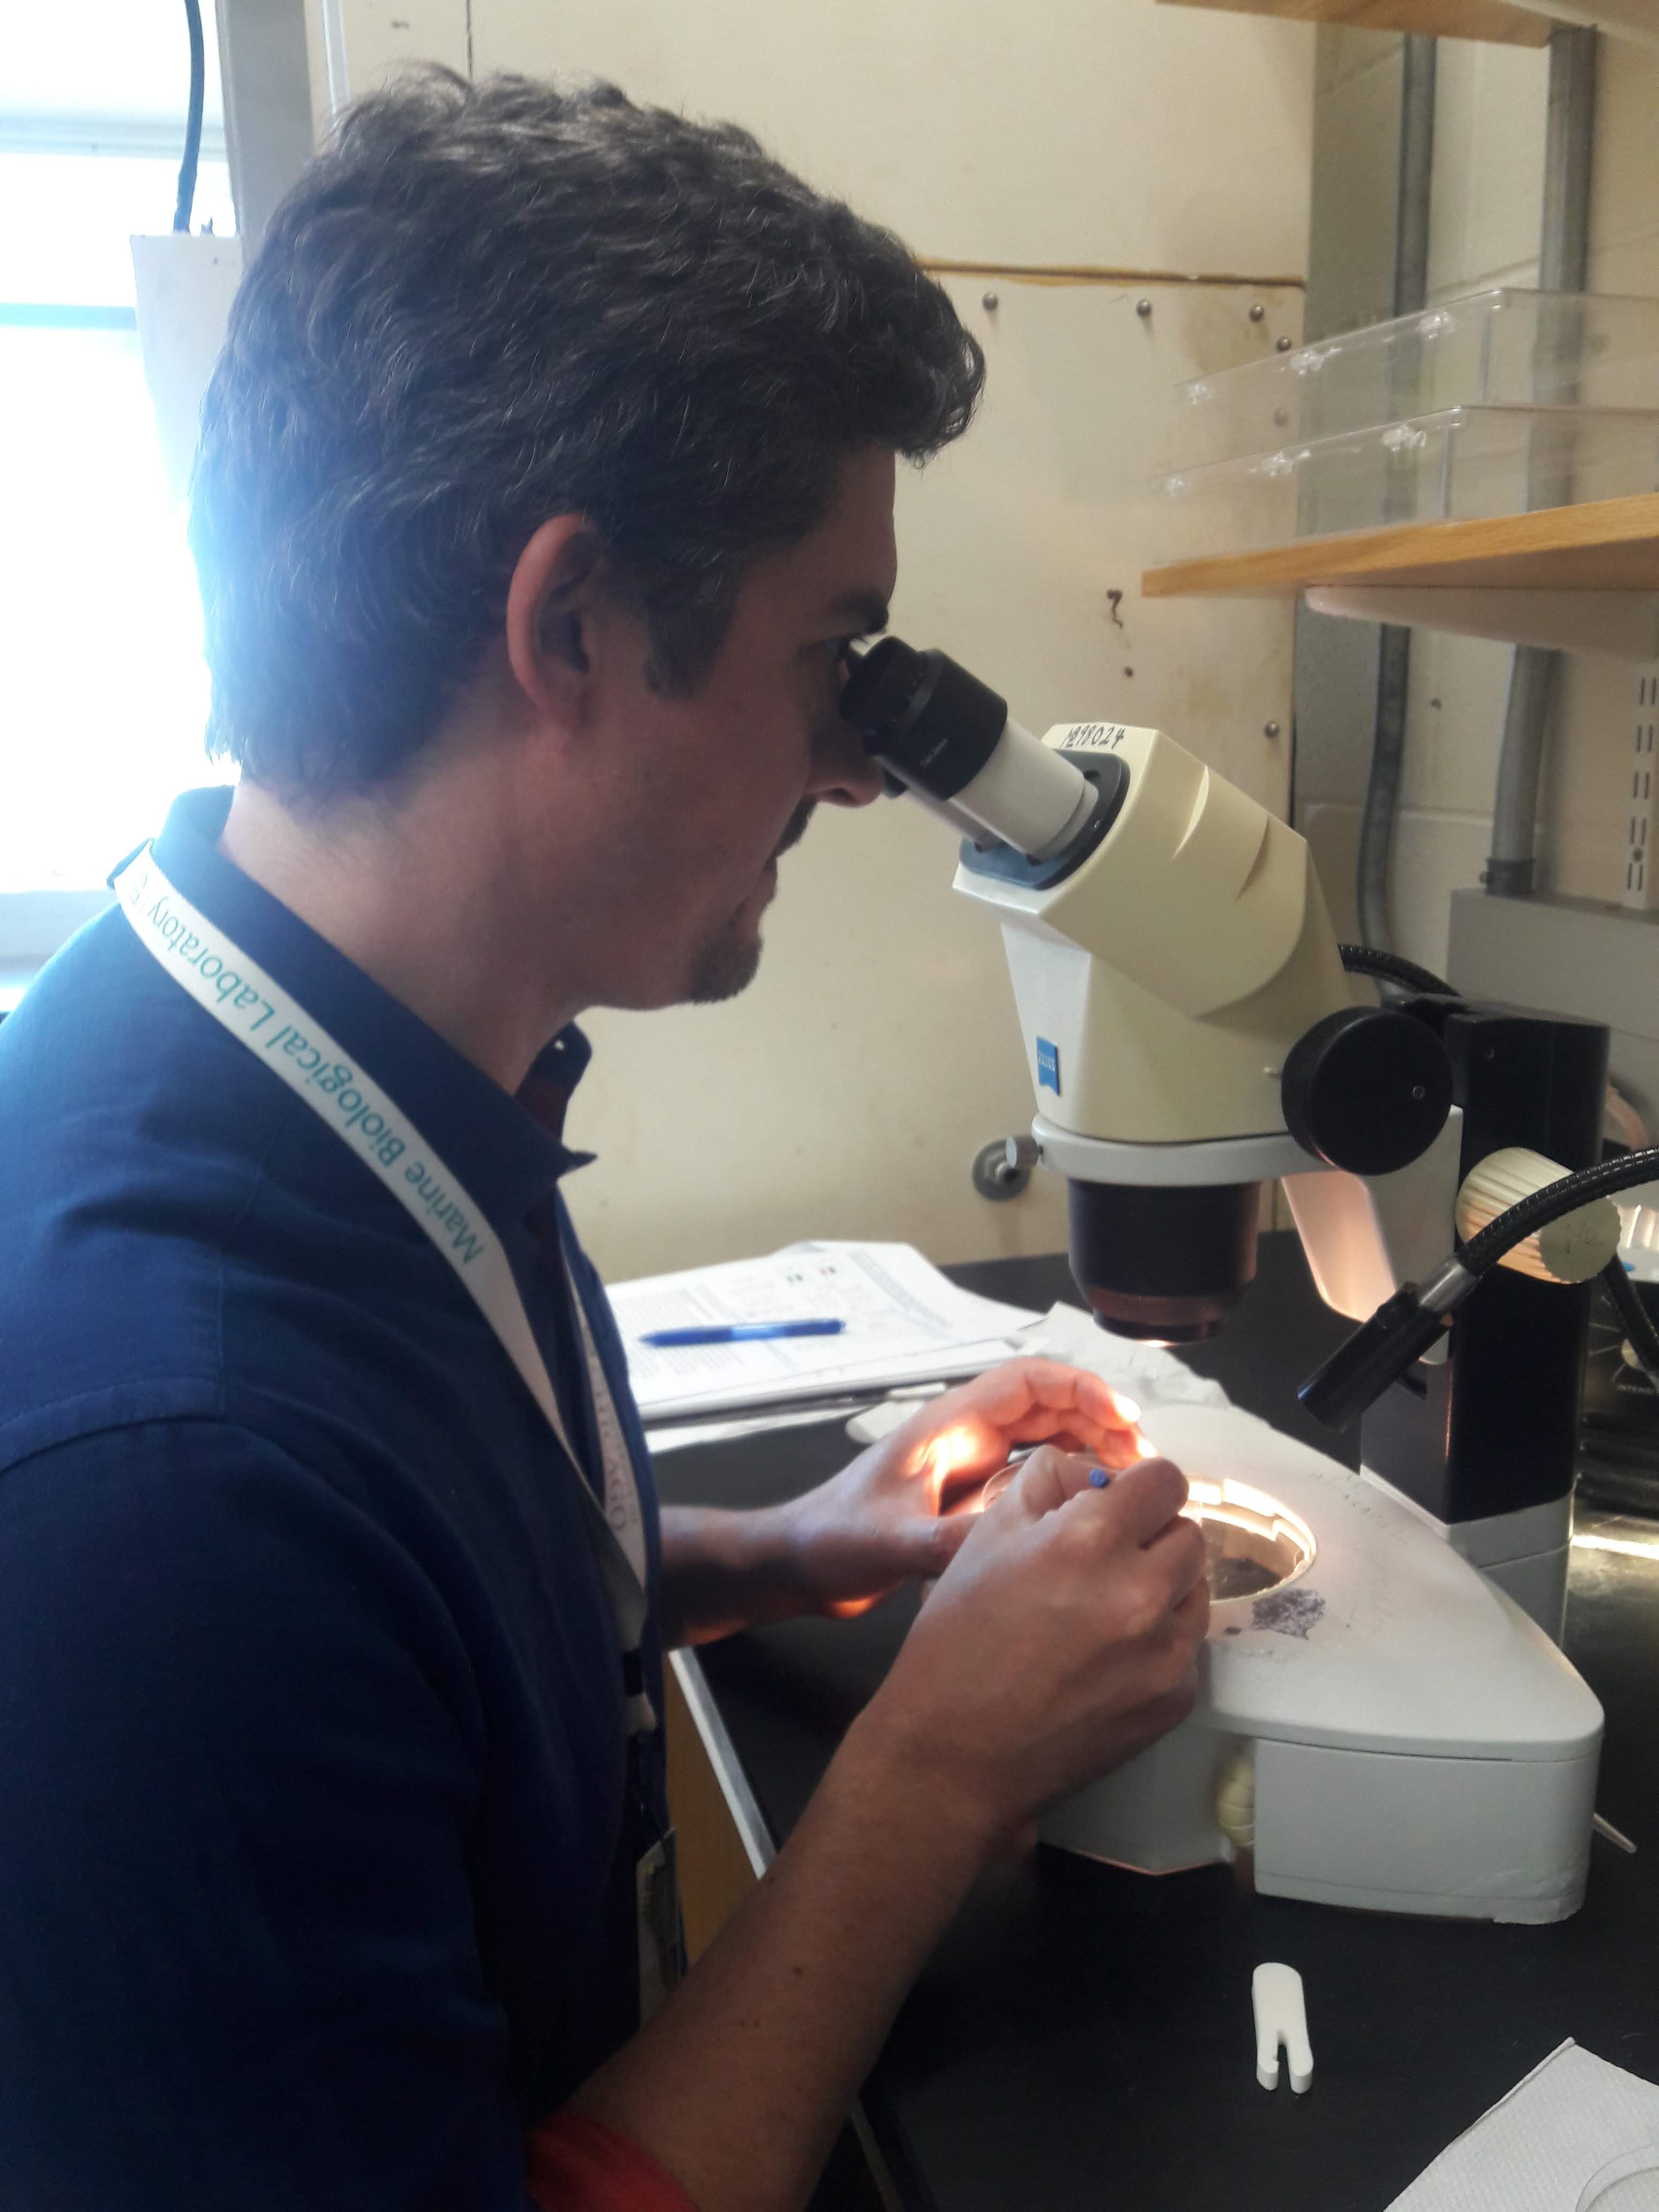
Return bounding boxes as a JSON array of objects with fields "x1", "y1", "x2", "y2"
[{"x1": 1036, "y1": 1037, "x2": 1060, "y2": 1094}]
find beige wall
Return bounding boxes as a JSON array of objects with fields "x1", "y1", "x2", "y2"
[
  {"x1": 316, "y1": 0, "x2": 1314, "y2": 276},
  {"x1": 311, "y1": 0, "x2": 1316, "y2": 1277}
]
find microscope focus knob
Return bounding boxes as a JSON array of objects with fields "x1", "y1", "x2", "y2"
[{"x1": 1282, "y1": 1007, "x2": 1453, "y2": 1176}]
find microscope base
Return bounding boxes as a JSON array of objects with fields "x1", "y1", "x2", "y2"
[
  {"x1": 1359, "y1": 1475, "x2": 1572, "y2": 1643},
  {"x1": 1037, "y1": 1403, "x2": 1602, "y2": 1923}
]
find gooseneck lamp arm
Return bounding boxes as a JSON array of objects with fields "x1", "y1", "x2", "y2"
[
  {"x1": 1601, "y1": 1256, "x2": 1659, "y2": 1385},
  {"x1": 1300, "y1": 1145, "x2": 1659, "y2": 1428}
]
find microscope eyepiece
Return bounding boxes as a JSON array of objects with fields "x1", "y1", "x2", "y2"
[
  {"x1": 838, "y1": 638, "x2": 1010, "y2": 802},
  {"x1": 839, "y1": 635, "x2": 1097, "y2": 862}
]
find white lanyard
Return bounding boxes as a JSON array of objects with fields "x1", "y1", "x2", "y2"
[{"x1": 114, "y1": 844, "x2": 655, "y2": 1735}]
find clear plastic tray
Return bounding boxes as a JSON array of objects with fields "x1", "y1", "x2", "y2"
[
  {"x1": 1171, "y1": 288, "x2": 1659, "y2": 471},
  {"x1": 1155, "y1": 402, "x2": 1659, "y2": 558}
]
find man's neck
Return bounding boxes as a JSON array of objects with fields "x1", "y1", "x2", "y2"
[{"x1": 218, "y1": 773, "x2": 581, "y2": 1096}]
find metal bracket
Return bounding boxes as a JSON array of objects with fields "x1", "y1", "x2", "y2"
[{"x1": 1305, "y1": 586, "x2": 1659, "y2": 662}]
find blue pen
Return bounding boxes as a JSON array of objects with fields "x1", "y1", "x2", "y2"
[{"x1": 639, "y1": 1319, "x2": 846, "y2": 1348}]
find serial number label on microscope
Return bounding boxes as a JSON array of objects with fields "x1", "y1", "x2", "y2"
[{"x1": 1053, "y1": 723, "x2": 1129, "y2": 751}]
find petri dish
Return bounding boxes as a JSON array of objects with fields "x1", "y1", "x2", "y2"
[
  {"x1": 1183, "y1": 1476, "x2": 1316, "y2": 1604},
  {"x1": 1577, "y1": 2146, "x2": 1659, "y2": 2211}
]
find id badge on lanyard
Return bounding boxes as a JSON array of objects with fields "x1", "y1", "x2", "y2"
[
  {"x1": 636, "y1": 1828, "x2": 687, "y2": 2021},
  {"x1": 113, "y1": 845, "x2": 656, "y2": 1733}
]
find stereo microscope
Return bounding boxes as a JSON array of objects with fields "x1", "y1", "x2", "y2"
[{"x1": 840, "y1": 637, "x2": 1658, "y2": 1924}]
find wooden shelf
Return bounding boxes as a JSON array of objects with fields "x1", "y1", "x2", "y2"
[
  {"x1": 1141, "y1": 493, "x2": 1659, "y2": 598},
  {"x1": 1157, "y1": 0, "x2": 1558, "y2": 47},
  {"x1": 1157, "y1": 0, "x2": 1659, "y2": 49}
]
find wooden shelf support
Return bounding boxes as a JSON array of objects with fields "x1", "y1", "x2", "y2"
[
  {"x1": 1158, "y1": 0, "x2": 1558, "y2": 48},
  {"x1": 1158, "y1": 0, "x2": 1659, "y2": 49},
  {"x1": 1303, "y1": 583, "x2": 1659, "y2": 657}
]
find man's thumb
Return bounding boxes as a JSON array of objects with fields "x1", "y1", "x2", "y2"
[{"x1": 1006, "y1": 1445, "x2": 1109, "y2": 1523}]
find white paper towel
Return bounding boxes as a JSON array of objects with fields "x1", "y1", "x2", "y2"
[
  {"x1": 1386, "y1": 2041, "x2": 1659, "y2": 2211},
  {"x1": 1013, "y1": 1301, "x2": 1231, "y2": 1414}
]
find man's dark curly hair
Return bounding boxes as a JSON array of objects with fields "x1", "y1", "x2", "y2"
[{"x1": 189, "y1": 71, "x2": 985, "y2": 799}]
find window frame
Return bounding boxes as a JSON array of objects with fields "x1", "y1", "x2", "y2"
[{"x1": 0, "y1": 118, "x2": 232, "y2": 987}]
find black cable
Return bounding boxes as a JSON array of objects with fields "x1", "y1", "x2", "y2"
[
  {"x1": 1459, "y1": 1146, "x2": 1659, "y2": 1275},
  {"x1": 172, "y1": 0, "x2": 205, "y2": 235},
  {"x1": 1357, "y1": 631, "x2": 1410, "y2": 954},
  {"x1": 1600, "y1": 1258, "x2": 1659, "y2": 1387},
  {"x1": 1337, "y1": 943, "x2": 1458, "y2": 997}
]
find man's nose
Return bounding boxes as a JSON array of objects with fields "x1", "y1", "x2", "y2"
[{"x1": 807, "y1": 719, "x2": 886, "y2": 810}]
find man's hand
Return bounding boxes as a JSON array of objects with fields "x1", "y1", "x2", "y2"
[
  {"x1": 774, "y1": 1357, "x2": 1149, "y2": 1617},
  {"x1": 655, "y1": 1358, "x2": 1147, "y2": 1645},
  {"x1": 856, "y1": 1446, "x2": 1210, "y2": 1842}
]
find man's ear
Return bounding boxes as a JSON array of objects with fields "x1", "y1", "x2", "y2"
[{"x1": 504, "y1": 515, "x2": 604, "y2": 724}]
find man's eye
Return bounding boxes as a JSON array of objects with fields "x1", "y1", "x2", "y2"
[{"x1": 816, "y1": 633, "x2": 875, "y2": 690}]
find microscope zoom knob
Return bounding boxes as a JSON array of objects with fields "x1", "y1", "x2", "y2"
[
  {"x1": 1455, "y1": 1147, "x2": 1623, "y2": 1284},
  {"x1": 1281, "y1": 1006, "x2": 1453, "y2": 1176}
]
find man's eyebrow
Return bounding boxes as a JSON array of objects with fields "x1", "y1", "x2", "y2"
[{"x1": 828, "y1": 591, "x2": 890, "y2": 634}]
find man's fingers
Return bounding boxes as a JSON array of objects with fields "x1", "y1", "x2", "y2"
[
  {"x1": 996, "y1": 1401, "x2": 1145, "y2": 1453},
  {"x1": 905, "y1": 1364, "x2": 1150, "y2": 1515},
  {"x1": 1003, "y1": 1445, "x2": 1109, "y2": 1520},
  {"x1": 941, "y1": 1359, "x2": 1143, "y2": 1444},
  {"x1": 1150, "y1": 1528, "x2": 1213, "y2": 1649},
  {"x1": 851, "y1": 1512, "x2": 980, "y2": 1590},
  {"x1": 1170, "y1": 1571, "x2": 1212, "y2": 1634},
  {"x1": 1001, "y1": 1449, "x2": 1194, "y2": 1548},
  {"x1": 1143, "y1": 1505, "x2": 1209, "y2": 1595},
  {"x1": 1091, "y1": 1456, "x2": 1191, "y2": 1548},
  {"x1": 1095, "y1": 1429, "x2": 1153, "y2": 1471},
  {"x1": 912, "y1": 1507, "x2": 978, "y2": 1567}
]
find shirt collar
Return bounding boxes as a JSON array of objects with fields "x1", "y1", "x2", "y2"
[{"x1": 133, "y1": 788, "x2": 593, "y2": 1228}]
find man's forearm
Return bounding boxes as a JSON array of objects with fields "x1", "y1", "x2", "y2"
[
  {"x1": 572, "y1": 1702, "x2": 996, "y2": 2212},
  {"x1": 657, "y1": 1503, "x2": 816, "y2": 1647},
  {"x1": 600, "y1": 1444, "x2": 1209, "y2": 2211}
]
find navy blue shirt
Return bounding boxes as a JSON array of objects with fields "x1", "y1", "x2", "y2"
[{"x1": 0, "y1": 789, "x2": 668, "y2": 2209}]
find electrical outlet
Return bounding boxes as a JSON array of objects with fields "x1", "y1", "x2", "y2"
[{"x1": 1622, "y1": 665, "x2": 1659, "y2": 913}]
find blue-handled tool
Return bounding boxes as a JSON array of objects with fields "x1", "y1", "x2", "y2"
[{"x1": 639, "y1": 1319, "x2": 846, "y2": 1348}]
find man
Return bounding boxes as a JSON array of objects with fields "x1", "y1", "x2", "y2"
[{"x1": 0, "y1": 72, "x2": 1207, "y2": 2212}]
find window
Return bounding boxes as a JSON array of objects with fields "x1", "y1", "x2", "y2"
[{"x1": 2, "y1": 5, "x2": 237, "y2": 988}]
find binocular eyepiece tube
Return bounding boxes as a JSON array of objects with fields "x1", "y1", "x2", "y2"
[{"x1": 838, "y1": 638, "x2": 1093, "y2": 861}]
